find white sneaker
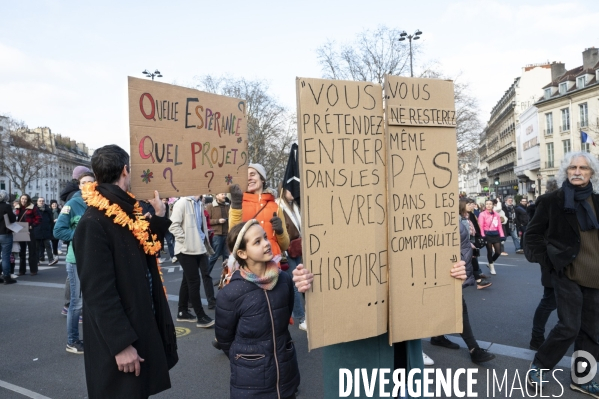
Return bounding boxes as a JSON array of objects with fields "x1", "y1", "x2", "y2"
[
  {"x1": 299, "y1": 321, "x2": 307, "y2": 331},
  {"x1": 57, "y1": 250, "x2": 63, "y2": 255},
  {"x1": 489, "y1": 263, "x2": 496, "y2": 275},
  {"x1": 423, "y1": 352, "x2": 434, "y2": 366},
  {"x1": 171, "y1": 256, "x2": 178, "y2": 263},
  {"x1": 10, "y1": 274, "x2": 18, "y2": 279}
]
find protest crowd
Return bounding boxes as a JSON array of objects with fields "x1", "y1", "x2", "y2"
[{"x1": 1, "y1": 145, "x2": 599, "y2": 398}]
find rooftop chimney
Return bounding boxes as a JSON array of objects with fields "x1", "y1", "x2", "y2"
[
  {"x1": 551, "y1": 62, "x2": 566, "y2": 82},
  {"x1": 583, "y1": 47, "x2": 599, "y2": 70}
]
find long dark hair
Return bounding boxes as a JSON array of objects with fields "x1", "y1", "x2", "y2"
[{"x1": 20, "y1": 194, "x2": 32, "y2": 207}]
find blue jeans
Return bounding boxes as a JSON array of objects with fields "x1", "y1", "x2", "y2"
[
  {"x1": 208, "y1": 234, "x2": 229, "y2": 274},
  {"x1": 0, "y1": 234, "x2": 13, "y2": 277},
  {"x1": 508, "y1": 228, "x2": 521, "y2": 250},
  {"x1": 164, "y1": 231, "x2": 175, "y2": 259},
  {"x1": 66, "y1": 262, "x2": 82, "y2": 344},
  {"x1": 286, "y1": 255, "x2": 305, "y2": 322}
]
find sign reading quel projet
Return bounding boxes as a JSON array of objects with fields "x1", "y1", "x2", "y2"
[
  {"x1": 296, "y1": 77, "x2": 388, "y2": 350},
  {"x1": 384, "y1": 75, "x2": 462, "y2": 344},
  {"x1": 128, "y1": 77, "x2": 248, "y2": 199}
]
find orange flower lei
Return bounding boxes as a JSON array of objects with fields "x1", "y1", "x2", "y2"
[
  {"x1": 82, "y1": 182, "x2": 167, "y2": 295},
  {"x1": 81, "y1": 182, "x2": 162, "y2": 255}
]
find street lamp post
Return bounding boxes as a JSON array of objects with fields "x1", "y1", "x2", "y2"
[
  {"x1": 142, "y1": 69, "x2": 163, "y2": 81},
  {"x1": 399, "y1": 30, "x2": 422, "y2": 77},
  {"x1": 537, "y1": 172, "x2": 542, "y2": 198}
]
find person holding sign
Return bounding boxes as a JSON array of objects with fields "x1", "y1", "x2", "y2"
[
  {"x1": 15, "y1": 194, "x2": 41, "y2": 276},
  {"x1": 478, "y1": 199, "x2": 505, "y2": 275},
  {"x1": 228, "y1": 164, "x2": 289, "y2": 266},
  {"x1": 292, "y1": 259, "x2": 468, "y2": 394},
  {"x1": 215, "y1": 220, "x2": 300, "y2": 399}
]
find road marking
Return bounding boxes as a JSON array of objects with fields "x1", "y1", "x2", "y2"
[
  {"x1": 17, "y1": 281, "x2": 64, "y2": 289},
  {"x1": 175, "y1": 327, "x2": 191, "y2": 337},
  {"x1": 479, "y1": 262, "x2": 517, "y2": 267},
  {"x1": 0, "y1": 379, "x2": 52, "y2": 399}
]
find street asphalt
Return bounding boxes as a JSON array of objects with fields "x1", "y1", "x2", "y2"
[{"x1": 0, "y1": 239, "x2": 587, "y2": 398}]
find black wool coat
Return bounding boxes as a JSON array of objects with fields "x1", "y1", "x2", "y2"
[
  {"x1": 524, "y1": 188, "x2": 599, "y2": 287},
  {"x1": 73, "y1": 185, "x2": 177, "y2": 399},
  {"x1": 215, "y1": 270, "x2": 300, "y2": 399},
  {"x1": 33, "y1": 205, "x2": 53, "y2": 240}
]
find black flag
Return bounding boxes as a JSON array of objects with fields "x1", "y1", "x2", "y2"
[{"x1": 282, "y1": 143, "x2": 300, "y2": 205}]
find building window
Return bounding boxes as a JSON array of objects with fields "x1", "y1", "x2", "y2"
[
  {"x1": 0, "y1": 181, "x2": 4, "y2": 190},
  {"x1": 547, "y1": 143, "x2": 554, "y2": 168},
  {"x1": 577, "y1": 76, "x2": 586, "y2": 89},
  {"x1": 563, "y1": 139, "x2": 571, "y2": 155},
  {"x1": 583, "y1": 143, "x2": 591, "y2": 153},
  {"x1": 545, "y1": 113, "x2": 553, "y2": 135},
  {"x1": 559, "y1": 82, "x2": 568, "y2": 95},
  {"x1": 561, "y1": 108, "x2": 570, "y2": 131},
  {"x1": 580, "y1": 103, "x2": 589, "y2": 127},
  {"x1": 544, "y1": 88, "x2": 551, "y2": 100}
]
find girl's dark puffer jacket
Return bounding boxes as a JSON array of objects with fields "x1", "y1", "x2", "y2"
[{"x1": 215, "y1": 270, "x2": 300, "y2": 399}]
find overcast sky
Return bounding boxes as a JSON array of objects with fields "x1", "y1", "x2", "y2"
[{"x1": 1, "y1": 0, "x2": 598, "y2": 151}]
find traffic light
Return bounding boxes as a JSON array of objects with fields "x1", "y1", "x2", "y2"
[{"x1": 494, "y1": 177, "x2": 500, "y2": 186}]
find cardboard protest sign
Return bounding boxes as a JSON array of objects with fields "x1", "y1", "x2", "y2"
[
  {"x1": 384, "y1": 75, "x2": 462, "y2": 344},
  {"x1": 296, "y1": 77, "x2": 388, "y2": 350},
  {"x1": 128, "y1": 77, "x2": 248, "y2": 199}
]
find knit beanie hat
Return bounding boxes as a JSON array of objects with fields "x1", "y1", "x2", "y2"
[
  {"x1": 248, "y1": 163, "x2": 267, "y2": 182},
  {"x1": 72, "y1": 165, "x2": 91, "y2": 180}
]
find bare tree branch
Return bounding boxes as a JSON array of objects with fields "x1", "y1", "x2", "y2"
[
  {"x1": 193, "y1": 76, "x2": 296, "y2": 186},
  {"x1": 0, "y1": 115, "x2": 53, "y2": 195},
  {"x1": 316, "y1": 25, "x2": 415, "y2": 84},
  {"x1": 316, "y1": 34, "x2": 482, "y2": 168}
]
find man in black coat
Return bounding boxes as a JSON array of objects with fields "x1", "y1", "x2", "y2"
[
  {"x1": 73, "y1": 145, "x2": 177, "y2": 399},
  {"x1": 514, "y1": 197, "x2": 529, "y2": 251},
  {"x1": 34, "y1": 197, "x2": 58, "y2": 265},
  {"x1": 525, "y1": 152, "x2": 599, "y2": 395}
]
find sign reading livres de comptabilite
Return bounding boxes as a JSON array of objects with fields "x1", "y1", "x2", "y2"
[
  {"x1": 384, "y1": 76, "x2": 462, "y2": 344},
  {"x1": 128, "y1": 77, "x2": 248, "y2": 199},
  {"x1": 296, "y1": 77, "x2": 388, "y2": 350}
]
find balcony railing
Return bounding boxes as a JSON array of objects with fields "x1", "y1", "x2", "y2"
[
  {"x1": 544, "y1": 128, "x2": 553, "y2": 136},
  {"x1": 560, "y1": 125, "x2": 570, "y2": 133},
  {"x1": 545, "y1": 161, "x2": 555, "y2": 169},
  {"x1": 578, "y1": 121, "x2": 589, "y2": 129}
]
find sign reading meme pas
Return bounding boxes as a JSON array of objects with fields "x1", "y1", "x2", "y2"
[
  {"x1": 296, "y1": 78, "x2": 388, "y2": 350},
  {"x1": 128, "y1": 77, "x2": 248, "y2": 199},
  {"x1": 385, "y1": 76, "x2": 462, "y2": 344}
]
